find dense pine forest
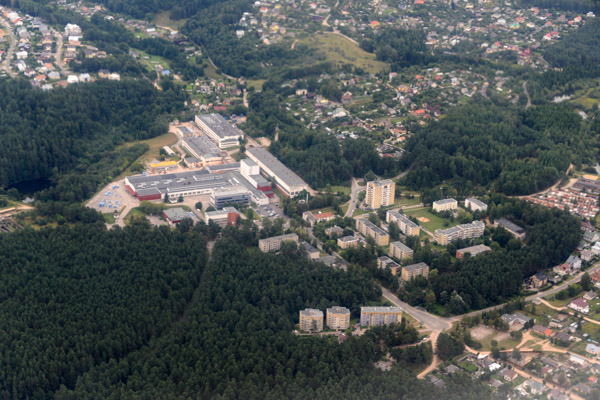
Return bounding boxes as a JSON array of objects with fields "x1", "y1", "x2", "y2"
[{"x1": 0, "y1": 222, "x2": 209, "y2": 399}]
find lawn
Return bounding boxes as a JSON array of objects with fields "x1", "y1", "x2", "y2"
[
  {"x1": 117, "y1": 132, "x2": 179, "y2": 179},
  {"x1": 329, "y1": 185, "x2": 351, "y2": 195},
  {"x1": 479, "y1": 330, "x2": 521, "y2": 351},
  {"x1": 133, "y1": 49, "x2": 171, "y2": 72},
  {"x1": 247, "y1": 79, "x2": 267, "y2": 91},
  {"x1": 123, "y1": 208, "x2": 146, "y2": 225},
  {"x1": 396, "y1": 195, "x2": 421, "y2": 207},
  {"x1": 404, "y1": 207, "x2": 457, "y2": 232},
  {"x1": 300, "y1": 33, "x2": 389, "y2": 74},
  {"x1": 103, "y1": 213, "x2": 116, "y2": 224},
  {"x1": 153, "y1": 11, "x2": 188, "y2": 29},
  {"x1": 459, "y1": 361, "x2": 478, "y2": 373}
]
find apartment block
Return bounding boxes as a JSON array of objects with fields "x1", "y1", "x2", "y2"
[
  {"x1": 299, "y1": 308, "x2": 324, "y2": 332},
  {"x1": 464, "y1": 197, "x2": 488, "y2": 212},
  {"x1": 432, "y1": 198, "x2": 458, "y2": 212},
  {"x1": 434, "y1": 220, "x2": 485, "y2": 245},
  {"x1": 366, "y1": 180, "x2": 395, "y2": 209},
  {"x1": 259, "y1": 233, "x2": 299, "y2": 252},
  {"x1": 357, "y1": 219, "x2": 390, "y2": 246},
  {"x1": 337, "y1": 235, "x2": 363, "y2": 249},
  {"x1": 388, "y1": 241, "x2": 414, "y2": 260},
  {"x1": 456, "y1": 244, "x2": 491, "y2": 259},
  {"x1": 360, "y1": 306, "x2": 403, "y2": 326},
  {"x1": 377, "y1": 256, "x2": 402, "y2": 275},
  {"x1": 326, "y1": 306, "x2": 351, "y2": 330},
  {"x1": 401, "y1": 262, "x2": 429, "y2": 281},
  {"x1": 386, "y1": 210, "x2": 420, "y2": 236}
]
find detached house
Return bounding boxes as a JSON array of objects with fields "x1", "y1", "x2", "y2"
[{"x1": 568, "y1": 298, "x2": 590, "y2": 314}]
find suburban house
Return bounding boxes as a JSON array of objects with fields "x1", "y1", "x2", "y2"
[
  {"x1": 553, "y1": 263, "x2": 570, "y2": 276},
  {"x1": 568, "y1": 298, "x2": 590, "y2": 314},
  {"x1": 566, "y1": 255, "x2": 582, "y2": 270},
  {"x1": 530, "y1": 272, "x2": 550, "y2": 288},
  {"x1": 584, "y1": 291, "x2": 597, "y2": 301}
]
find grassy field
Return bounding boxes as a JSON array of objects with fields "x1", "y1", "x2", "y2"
[
  {"x1": 117, "y1": 132, "x2": 179, "y2": 179},
  {"x1": 103, "y1": 213, "x2": 116, "y2": 224},
  {"x1": 300, "y1": 33, "x2": 388, "y2": 74},
  {"x1": 404, "y1": 207, "x2": 457, "y2": 232},
  {"x1": 396, "y1": 195, "x2": 421, "y2": 207},
  {"x1": 571, "y1": 85, "x2": 600, "y2": 109},
  {"x1": 133, "y1": 49, "x2": 171, "y2": 72},
  {"x1": 329, "y1": 185, "x2": 351, "y2": 195},
  {"x1": 153, "y1": 11, "x2": 188, "y2": 30},
  {"x1": 247, "y1": 79, "x2": 267, "y2": 91}
]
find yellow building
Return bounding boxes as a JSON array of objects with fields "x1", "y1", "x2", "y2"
[
  {"x1": 360, "y1": 306, "x2": 403, "y2": 326},
  {"x1": 357, "y1": 219, "x2": 390, "y2": 246},
  {"x1": 432, "y1": 198, "x2": 458, "y2": 212},
  {"x1": 326, "y1": 306, "x2": 350, "y2": 330},
  {"x1": 386, "y1": 210, "x2": 420, "y2": 236},
  {"x1": 337, "y1": 235, "x2": 362, "y2": 249},
  {"x1": 388, "y1": 241, "x2": 414, "y2": 260},
  {"x1": 299, "y1": 308, "x2": 324, "y2": 332},
  {"x1": 366, "y1": 180, "x2": 395, "y2": 209},
  {"x1": 401, "y1": 262, "x2": 429, "y2": 281}
]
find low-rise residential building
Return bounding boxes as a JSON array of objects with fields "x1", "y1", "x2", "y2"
[
  {"x1": 386, "y1": 210, "x2": 420, "y2": 236},
  {"x1": 553, "y1": 263, "x2": 570, "y2": 276},
  {"x1": 326, "y1": 225, "x2": 344, "y2": 238},
  {"x1": 299, "y1": 308, "x2": 323, "y2": 332},
  {"x1": 377, "y1": 256, "x2": 402, "y2": 275},
  {"x1": 566, "y1": 255, "x2": 582, "y2": 270},
  {"x1": 337, "y1": 235, "x2": 362, "y2": 249},
  {"x1": 360, "y1": 306, "x2": 403, "y2": 327},
  {"x1": 357, "y1": 219, "x2": 390, "y2": 246},
  {"x1": 366, "y1": 179, "x2": 396, "y2": 209},
  {"x1": 204, "y1": 206, "x2": 239, "y2": 227},
  {"x1": 401, "y1": 262, "x2": 429, "y2": 281},
  {"x1": 432, "y1": 198, "x2": 458, "y2": 212},
  {"x1": 302, "y1": 211, "x2": 335, "y2": 226},
  {"x1": 434, "y1": 221, "x2": 485, "y2": 245},
  {"x1": 259, "y1": 233, "x2": 299, "y2": 252},
  {"x1": 456, "y1": 244, "x2": 491, "y2": 259},
  {"x1": 326, "y1": 306, "x2": 350, "y2": 330},
  {"x1": 388, "y1": 241, "x2": 414, "y2": 260},
  {"x1": 530, "y1": 272, "x2": 550, "y2": 288},
  {"x1": 301, "y1": 241, "x2": 320, "y2": 260},
  {"x1": 573, "y1": 177, "x2": 600, "y2": 194},
  {"x1": 584, "y1": 290, "x2": 597, "y2": 301},
  {"x1": 568, "y1": 298, "x2": 590, "y2": 314},
  {"x1": 464, "y1": 197, "x2": 488, "y2": 212},
  {"x1": 496, "y1": 218, "x2": 526, "y2": 239}
]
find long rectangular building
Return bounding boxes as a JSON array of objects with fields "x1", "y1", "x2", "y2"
[
  {"x1": 195, "y1": 113, "x2": 244, "y2": 149},
  {"x1": 181, "y1": 136, "x2": 224, "y2": 166},
  {"x1": 246, "y1": 147, "x2": 310, "y2": 197},
  {"x1": 125, "y1": 168, "x2": 269, "y2": 206},
  {"x1": 388, "y1": 241, "x2": 413, "y2": 260},
  {"x1": 360, "y1": 306, "x2": 403, "y2": 327},
  {"x1": 357, "y1": 219, "x2": 390, "y2": 246},
  {"x1": 573, "y1": 177, "x2": 600, "y2": 194},
  {"x1": 434, "y1": 220, "x2": 485, "y2": 245},
  {"x1": 386, "y1": 210, "x2": 420, "y2": 236},
  {"x1": 259, "y1": 233, "x2": 299, "y2": 252}
]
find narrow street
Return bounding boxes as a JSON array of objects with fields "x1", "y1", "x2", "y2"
[{"x1": 0, "y1": 16, "x2": 16, "y2": 77}]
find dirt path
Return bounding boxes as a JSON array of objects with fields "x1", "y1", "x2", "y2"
[
  {"x1": 538, "y1": 299, "x2": 600, "y2": 326},
  {"x1": 523, "y1": 81, "x2": 532, "y2": 109},
  {"x1": 417, "y1": 331, "x2": 441, "y2": 379}
]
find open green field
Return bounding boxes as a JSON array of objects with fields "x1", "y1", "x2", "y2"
[
  {"x1": 404, "y1": 207, "x2": 457, "y2": 232},
  {"x1": 117, "y1": 132, "x2": 179, "y2": 179},
  {"x1": 133, "y1": 49, "x2": 171, "y2": 72},
  {"x1": 300, "y1": 33, "x2": 388, "y2": 74},
  {"x1": 153, "y1": 11, "x2": 188, "y2": 30},
  {"x1": 329, "y1": 185, "x2": 351, "y2": 195},
  {"x1": 571, "y1": 85, "x2": 600, "y2": 109},
  {"x1": 103, "y1": 213, "x2": 116, "y2": 224},
  {"x1": 247, "y1": 79, "x2": 267, "y2": 91}
]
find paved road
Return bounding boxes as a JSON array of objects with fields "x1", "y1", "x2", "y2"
[
  {"x1": 53, "y1": 28, "x2": 67, "y2": 74},
  {"x1": 0, "y1": 16, "x2": 16, "y2": 77},
  {"x1": 526, "y1": 262, "x2": 600, "y2": 301},
  {"x1": 344, "y1": 178, "x2": 362, "y2": 217},
  {"x1": 382, "y1": 287, "x2": 451, "y2": 332}
]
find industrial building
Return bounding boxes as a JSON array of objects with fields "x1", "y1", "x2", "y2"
[
  {"x1": 464, "y1": 198, "x2": 488, "y2": 212},
  {"x1": 366, "y1": 180, "x2": 395, "y2": 209},
  {"x1": 326, "y1": 306, "x2": 351, "y2": 330},
  {"x1": 204, "y1": 207, "x2": 239, "y2": 227},
  {"x1": 401, "y1": 262, "x2": 429, "y2": 281},
  {"x1": 456, "y1": 244, "x2": 491, "y2": 259},
  {"x1": 357, "y1": 219, "x2": 390, "y2": 246},
  {"x1": 386, "y1": 210, "x2": 420, "y2": 236},
  {"x1": 434, "y1": 220, "x2": 485, "y2": 245},
  {"x1": 299, "y1": 308, "x2": 324, "y2": 332},
  {"x1": 194, "y1": 113, "x2": 244, "y2": 149},
  {"x1": 432, "y1": 198, "x2": 458, "y2": 212},
  {"x1": 240, "y1": 159, "x2": 273, "y2": 197},
  {"x1": 181, "y1": 136, "x2": 224, "y2": 167},
  {"x1": 125, "y1": 167, "x2": 270, "y2": 206},
  {"x1": 258, "y1": 233, "x2": 299, "y2": 252},
  {"x1": 388, "y1": 241, "x2": 414, "y2": 260},
  {"x1": 163, "y1": 207, "x2": 189, "y2": 225},
  {"x1": 360, "y1": 306, "x2": 403, "y2": 327},
  {"x1": 147, "y1": 160, "x2": 178, "y2": 174},
  {"x1": 246, "y1": 147, "x2": 310, "y2": 197}
]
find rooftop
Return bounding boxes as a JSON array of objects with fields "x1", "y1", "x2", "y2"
[
  {"x1": 163, "y1": 207, "x2": 188, "y2": 221},
  {"x1": 387, "y1": 210, "x2": 418, "y2": 228},
  {"x1": 433, "y1": 198, "x2": 457, "y2": 205},
  {"x1": 457, "y1": 244, "x2": 491, "y2": 256},
  {"x1": 360, "y1": 219, "x2": 389, "y2": 236},
  {"x1": 327, "y1": 306, "x2": 350, "y2": 315},
  {"x1": 300, "y1": 308, "x2": 323, "y2": 318},
  {"x1": 390, "y1": 241, "x2": 413, "y2": 253},
  {"x1": 496, "y1": 218, "x2": 526, "y2": 234},
  {"x1": 196, "y1": 113, "x2": 244, "y2": 139},
  {"x1": 301, "y1": 241, "x2": 319, "y2": 254},
  {"x1": 205, "y1": 207, "x2": 238, "y2": 218},
  {"x1": 245, "y1": 148, "x2": 308, "y2": 190},
  {"x1": 261, "y1": 233, "x2": 298, "y2": 244},
  {"x1": 361, "y1": 306, "x2": 403, "y2": 313},
  {"x1": 182, "y1": 136, "x2": 221, "y2": 158},
  {"x1": 404, "y1": 262, "x2": 429, "y2": 271},
  {"x1": 466, "y1": 197, "x2": 488, "y2": 207}
]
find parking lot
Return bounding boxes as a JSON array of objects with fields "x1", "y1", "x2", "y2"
[{"x1": 86, "y1": 179, "x2": 139, "y2": 216}]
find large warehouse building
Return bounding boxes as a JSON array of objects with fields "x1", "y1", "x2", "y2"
[
  {"x1": 181, "y1": 136, "x2": 224, "y2": 167},
  {"x1": 194, "y1": 113, "x2": 244, "y2": 149},
  {"x1": 246, "y1": 147, "x2": 310, "y2": 197},
  {"x1": 125, "y1": 167, "x2": 269, "y2": 206}
]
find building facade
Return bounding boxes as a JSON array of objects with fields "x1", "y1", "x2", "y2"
[
  {"x1": 326, "y1": 306, "x2": 350, "y2": 330},
  {"x1": 432, "y1": 198, "x2": 458, "y2": 212},
  {"x1": 456, "y1": 244, "x2": 491, "y2": 259},
  {"x1": 401, "y1": 262, "x2": 429, "y2": 281},
  {"x1": 388, "y1": 241, "x2": 414, "y2": 260},
  {"x1": 259, "y1": 233, "x2": 299, "y2": 252},
  {"x1": 299, "y1": 308, "x2": 324, "y2": 332},
  {"x1": 246, "y1": 147, "x2": 310, "y2": 197},
  {"x1": 357, "y1": 219, "x2": 390, "y2": 246},
  {"x1": 464, "y1": 197, "x2": 488, "y2": 212},
  {"x1": 360, "y1": 306, "x2": 403, "y2": 326},
  {"x1": 386, "y1": 210, "x2": 420, "y2": 236},
  {"x1": 204, "y1": 207, "x2": 239, "y2": 227},
  {"x1": 377, "y1": 256, "x2": 402, "y2": 275},
  {"x1": 434, "y1": 220, "x2": 485, "y2": 245},
  {"x1": 366, "y1": 180, "x2": 396, "y2": 209}
]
